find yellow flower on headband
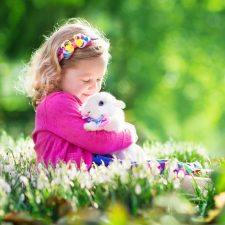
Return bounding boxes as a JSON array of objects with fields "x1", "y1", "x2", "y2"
[
  {"x1": 73, "y1": 33, "x2": 86, "y2": 48},
  {"x1": 74, "y1": 38, "x2": 84, "y2": 48},
  {"x1": 61, "y1": 40, "x2": 74, "y2": 53}
]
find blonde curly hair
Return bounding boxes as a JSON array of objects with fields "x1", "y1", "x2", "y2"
[{"x1": 24, "y1": 18, "x2": 110, "y2": 108}]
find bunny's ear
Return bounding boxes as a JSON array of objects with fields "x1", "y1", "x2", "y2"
[{"x1": 115, "y1": 100, "x2": 126, "y2": 109}]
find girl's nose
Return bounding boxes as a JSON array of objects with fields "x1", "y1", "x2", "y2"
[{"x1": 88, "y1": 81, "x2": 100, "y2": 91}]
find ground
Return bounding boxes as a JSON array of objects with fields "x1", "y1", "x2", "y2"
[{"x1": 0, "y1": 132, "x2": 224, "y2": 225}]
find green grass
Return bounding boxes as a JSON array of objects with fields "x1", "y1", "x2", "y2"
[{"x1": 0, "y1": 131, "x2": 224, "y2": 225}]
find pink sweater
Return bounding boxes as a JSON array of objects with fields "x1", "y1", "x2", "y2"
[{"x1": 32, "y1": 91, "x2": 133, "y2": 169}]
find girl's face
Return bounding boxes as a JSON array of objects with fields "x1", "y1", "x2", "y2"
[{"x1": 61, "y1": 56, "x2": 107, "y2": 103}]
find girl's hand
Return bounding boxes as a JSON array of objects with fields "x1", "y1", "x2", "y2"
[
  {"x1": 125, "y1": 123, "x2": 138, "y2": 143},
  {"x1": 84, "y1": 122, "x2": 99, "y2": 131}
]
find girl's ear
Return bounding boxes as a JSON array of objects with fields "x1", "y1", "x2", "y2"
[{"x1": 114, "y1": 100, "x2": 126, "y2": 109}]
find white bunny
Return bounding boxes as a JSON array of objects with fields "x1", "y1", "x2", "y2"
[{"x1": 80, "y1": 92, "x2": 146, "y2": 162}]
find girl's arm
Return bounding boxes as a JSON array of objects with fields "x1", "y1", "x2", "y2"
[{"x1": 43, "y1": 92, "x2": 135, "y2": 154}]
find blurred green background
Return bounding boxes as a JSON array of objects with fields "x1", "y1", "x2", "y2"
[{"x1": 0, "y1": 0, "x2": 225, "y2": 156}]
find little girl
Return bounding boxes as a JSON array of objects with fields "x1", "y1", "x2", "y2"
[
  {"x1": 24, "y1": 18, "x2": 137, "y2": 169},
  {"x1": 24, "y1": 18, "x2": 209, "y2": 191}
]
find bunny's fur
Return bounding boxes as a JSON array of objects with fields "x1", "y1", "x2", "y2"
[{"x1": 80, "y1": 92, "x2": 145, "y2": 161}]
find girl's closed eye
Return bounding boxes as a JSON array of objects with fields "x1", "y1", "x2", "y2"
[
  {"x1": 82, "y1": 79, "x2": 90, "y2": 83},
  {"x1": 81, "y1": 78, "x2": 103, "y2": 83}
]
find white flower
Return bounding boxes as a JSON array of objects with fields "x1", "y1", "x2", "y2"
[
  {"x1": 19, "y1": 193, "x2": 25, "y2": 202},
  {"x1": 37, "y1": 172, "x2": 49, "y2": 190},
  {"x1": 166, "y1": 159, "x2": 179, "y2": 181},
  {"x1": 0, "y1": 163, "x2": 3, "y2": 173},
  {"x1": 135, "y1": 184, "x2": 142, "y2": 195},
  {"x1": 37, "y1": 163, "x2": 43, "y2": 171},
  {"x1": 3, "y1": 164, "x2": 14, "y2": 173},
  {"x1": 36, "y1": 195, "x2": 41, "y2": 204},
  {"x1": 122, "y1": 158, "x2": 132, "y2": 170},
  {"x1": 149, "y1": 159, "x2": 161, "y2": 176},
  {"x1": 78, "y1": 172, "x2": 92, "y2": 189},
  {"x1": 167, "y1": 159, "x2": 179, "y2": 171},
  {"x1": 0, "y1": 178, "x2": 11, "y2": 193},
  {"x1": 51, "y1": 177, "x2": 61, "y2": 185},
  {"x1": 30, "y1": 175, "x2": 36, "y2": 187},
  {"x1": 177, "y1": 170, "x2": 185, "y2": 179},
  {"x1": 67, "y1": 165, "x2": 79, "y2": 180},
  {"x1": 202, "y1": 189, "x2": 208, "y2": 198},
  {"x1": 20, "y1": 175, "x2": 29, "y2": 186},
  {"x1": 173, "y1": 178, "x2": 181, "y2": 189},
  {"x1": 11, "y1": 179, "x2": 16, "y2": 186},
  {"x1": 159, "y1": 177, "x2": 168, "y2": 185},
  {"x1": 120, "y1": 170, "x2": 129, "y2": 184}
]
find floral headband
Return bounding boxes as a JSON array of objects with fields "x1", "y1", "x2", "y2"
[{"x1": 57, "y1": 33, "x2": 95, "y2": 62}]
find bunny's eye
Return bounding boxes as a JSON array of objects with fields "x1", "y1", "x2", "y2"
[{"x1": 98, "y1": 100, "x2": 104, "y2": 106}]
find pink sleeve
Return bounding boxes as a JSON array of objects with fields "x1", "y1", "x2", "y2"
[{"x1": 44, "y1": 92, "x2": 133, "y2": 154}]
